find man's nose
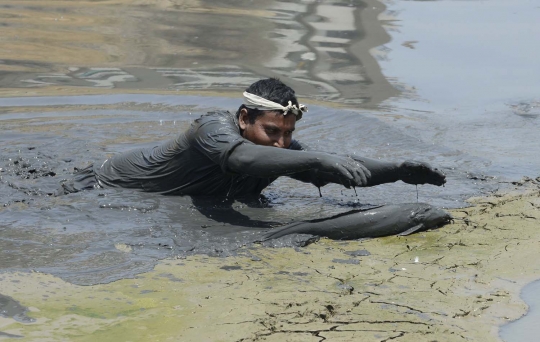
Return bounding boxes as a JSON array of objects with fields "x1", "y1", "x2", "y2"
[{"x1": 273, "y1": 136, "x2": 285, "y2": 148}]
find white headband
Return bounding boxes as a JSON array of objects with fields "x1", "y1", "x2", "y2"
[{"x1": 243, "y1": 91, "x2": 308, "y2": 116}]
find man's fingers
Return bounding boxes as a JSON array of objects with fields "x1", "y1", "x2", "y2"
[
  {"x1": 337, "y1": 165, "x2": 354, "y2": 182},
  {"x1": 425, "y1": 167, "x2": 446, "y2": 186},
  {"x1": 362, "y1": 164, "x2": 372, "y2": 179},
  {"x1": 320, "y1": 156, "x2": 366, "y2": 189},
  {"x1": 345, "y1": 160, "x2": 370, "y2": 187},
  {"x1": 360, "y1": 164, "x2": 372, "y2": 186},
  {"x1": 433, "y1": 168, "x2": 446, "y2": 185},
  {"x1": 338, "y1": 174, "x2": 352, "y2": 189},
  {"x1": 359, "y1": 164, "x2": 371, "y2": 184},
  {"x1": 351, "y1": 163, "x2": 366, "y2": 187},
  {"x1": 341, "y1": 163, "x2": 363, "y2": 189},
  {"x1": 400, "y1": 160, "x2": 446, "y2": 186},
  {"x1": 348, "y1": 164, "x2": 363, "y2": 187},
  {"x1": 354, "y1": 166, "x2": 367, "y2": 186}
]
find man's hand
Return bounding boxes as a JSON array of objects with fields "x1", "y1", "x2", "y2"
[
  {"x1": 315, "y1": 153, "x2": 372, "y2": 187},
  {"x1": 399, "y1": 160, "x2": 446, "y2": 186}
]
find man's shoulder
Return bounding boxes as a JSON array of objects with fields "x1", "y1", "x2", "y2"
[
  {"x1": 194, "y1": 110, "x2": 237, "y2": 127},
  {"x1": 189, "y1": 110, "x2": 241, "y2": 138},
  {"x1": 187, "y1": 110, "x2": 245, "y2": 162}
]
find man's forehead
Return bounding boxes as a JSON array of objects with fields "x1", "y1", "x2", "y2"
[{"x1": 259, "y1": 111, "x2": 296, "y2": 127}]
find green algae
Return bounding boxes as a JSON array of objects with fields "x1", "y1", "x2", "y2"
[{"x1": 1, "y1": 187, "x2": 540, "y2": 341}]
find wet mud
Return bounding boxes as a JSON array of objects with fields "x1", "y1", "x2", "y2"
[
  {"x1": 1, "y1": 0, "x2": 540, "y2": 339},
  {"x1": 0, "y1": 99, "x2": 496, "y2": 286},
  {"x1": 0, "y1": 184, "x2": 539, "y2": 341},
  {"x1": 0, "y1": 294, "x2": 34, "y2": 324}
]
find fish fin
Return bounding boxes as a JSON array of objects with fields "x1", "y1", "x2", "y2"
[
  {"x1": 398, "y1": 224, "x2": 424, "y2": 236},
  {"x1": 260, "y1": 222, "x2": 305, "y2": 241}
]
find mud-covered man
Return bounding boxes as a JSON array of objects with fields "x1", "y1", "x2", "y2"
[{"x1": 61, "y1": 78, "x2": 446, "y2": 197}]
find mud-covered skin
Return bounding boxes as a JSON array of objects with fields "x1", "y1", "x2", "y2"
[
  {"x1": 88, "y1": 110, "x2": 446, "y2": 196},
  {"x1": 229, "y1": 137, "x2": 446, "y2": 189},
  {"x1": 262, "y1": 203, "x2": 452, "y2": 241}
]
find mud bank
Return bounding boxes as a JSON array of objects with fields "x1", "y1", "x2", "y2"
[{"x1": 1, "y1": 182, "x2": 539, "y2": 341}]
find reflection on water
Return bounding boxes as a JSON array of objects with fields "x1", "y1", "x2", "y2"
[
  {"x1": 0, "y1": 0, "x2": 397, "y2": 106},
  {"x1": 21, "y1": 67, "x2": 138, "y2": 88}
]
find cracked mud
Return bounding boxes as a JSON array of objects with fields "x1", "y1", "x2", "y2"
[{"x1": 1, "y1": 183, "x2": 539, "y2": 341}]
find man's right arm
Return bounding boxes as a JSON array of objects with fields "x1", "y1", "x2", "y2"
[{"x1": 227, "y1": 143, "x2": 371, "y2": 187}]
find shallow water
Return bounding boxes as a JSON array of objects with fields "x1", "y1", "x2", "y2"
[
  {"x1": 500, "y1": 280, "x2": 540, "y2": 342},
  {"x1": 0, "y1": 0, "x2": 397, "y2": 106},
  {"x1": 1, "y1": 0, "x2": 540, "y2": 337},
  {"x1": 375, "y1": 0, "x2": 540, "y2": 180}
]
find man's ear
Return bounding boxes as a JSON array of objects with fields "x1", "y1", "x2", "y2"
[{"x1": 238, "y1": 108, "x2": 249, "y2": 130}]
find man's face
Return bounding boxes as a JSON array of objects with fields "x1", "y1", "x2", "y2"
[{"x1": 239, "y1": 109, "x2": 296, "y2": 148}]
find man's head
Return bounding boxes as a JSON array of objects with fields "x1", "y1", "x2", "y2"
[{"x1": 236, "y1": 78, "x2": 301, "y2": 149}]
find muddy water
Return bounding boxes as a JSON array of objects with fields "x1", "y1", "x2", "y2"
[
  {"x1": 0, "y1": 0, "x2": 408, "y2": 285},
  {"x1": 1, "y1": 0, "x2": 540, "y2": 339},
  {"x1": 374, "y1": 0, "x2": 540, "y2": 179},
  {"x1": 501, "y1": 279, "x2": 540, "y2": 342},
  {"x1": 0, "y1": 0, "x2": 397, "y2": 106}
]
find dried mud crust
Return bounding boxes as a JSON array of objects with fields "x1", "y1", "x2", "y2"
[{"x1": 0, "y1": 183, "x2": 539, "y2": 341}]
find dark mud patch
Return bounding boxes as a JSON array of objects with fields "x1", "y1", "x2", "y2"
[
  {"x1": 0, "y1": 331, "x2": 23, "y2": 338},
  {"x1": 0, "y1": 293, "x2": 35, "y2": 323},
  {"x1": 344, "y1": 249, "x2": 371, "y2": 257},
  {"x1": 332, "y1": 258, "x2": 360, "y2": 265},
  {"x1": 0, "y1": 97, "x2": 499, "y2": 285},
  {"x1": 220, "y1": 265, "x2": 242, "y2": 271},
  {"x1": 510, "y1": 101, "x2": 540, "y2": 119}
]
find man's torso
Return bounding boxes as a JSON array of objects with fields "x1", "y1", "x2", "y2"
[{"x1": 94, "y1": 111, "x2": 275, "y2": 196}]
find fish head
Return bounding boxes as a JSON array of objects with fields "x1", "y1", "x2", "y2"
[{"x1": 410, "y1": 203, "x2": 453, "y2": 229}]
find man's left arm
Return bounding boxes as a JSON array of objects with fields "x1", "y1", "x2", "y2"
[
  {"x1": 286, "y1": 140, "x2": 330, "y2": 187},
  {"x1": 349, "y1": 156, "x2": 446, "y2": 187},
  {"x1": 287, "y1": 140, "x2": 446, "y2": 187}
]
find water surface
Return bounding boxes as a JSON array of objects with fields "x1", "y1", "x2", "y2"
[
  {"x1": 1, "y1": 0, "x2": 539, "y2": 331},
  {"x1": 500, "y1": 280, "x2": 540, "y2": 342}
]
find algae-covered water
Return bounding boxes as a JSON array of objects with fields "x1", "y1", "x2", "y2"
[{"x1": 1, "y1": 0, "x2": 539, "y2": 340}]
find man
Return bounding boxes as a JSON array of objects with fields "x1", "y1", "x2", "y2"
[{"x1": 62, "y1": 78, "x2": 445, "y2": 198}]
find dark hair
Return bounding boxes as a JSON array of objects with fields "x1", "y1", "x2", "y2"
[{"x1": 236, "y1": 78, "x2": 301, "y2": 123}]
